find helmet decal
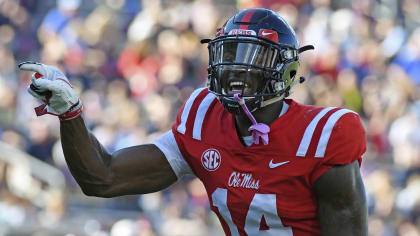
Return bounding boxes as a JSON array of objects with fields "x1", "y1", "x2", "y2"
[
  {"x1": 258, "y1": 29, "x2": 279, "y2": 43},
  {"x1": 215, "y1": 27, "x2": 224, "y2": 37},
  {"x1": 228, "y1": 29, "x2": 257, "y2": 36}
]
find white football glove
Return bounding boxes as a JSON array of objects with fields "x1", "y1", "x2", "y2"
[{"x1": 18, "y1": 61, "x2": 83, "y2": 120}]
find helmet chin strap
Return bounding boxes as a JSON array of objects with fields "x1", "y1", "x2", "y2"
[
  {"x1": 260, "y1": 75, "x2": 302, "y2": 108},
  {"x1": 233, "y1": 93, "x2": 270, "y2": 145},
  {"x1": 260, "y1": 94, "x2": 285, "y2": 108}
]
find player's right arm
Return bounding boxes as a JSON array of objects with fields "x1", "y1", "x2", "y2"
[
  {"x1": 60, "y1": 116, "x2": 177, "y2": 197},
  {"x1": 18, "y1": 61, "x2": 179, "y2": 197}
]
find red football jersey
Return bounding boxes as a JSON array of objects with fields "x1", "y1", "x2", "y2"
[{"x1": 171, "y1": 88, "x2": 366, "y2": 236}]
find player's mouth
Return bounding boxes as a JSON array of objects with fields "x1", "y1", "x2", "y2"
[{"x1": 226, "y1": 80, "x2": 253, "y2": 95}]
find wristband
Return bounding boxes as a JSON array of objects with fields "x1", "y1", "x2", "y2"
[{"x1": 59, "y1": 100, "x2": 83, "y2": 121}]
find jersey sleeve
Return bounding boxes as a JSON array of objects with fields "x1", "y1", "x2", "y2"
[
  {"x1": 153, "y1": 130, "x2": 194, "y2": 179},
  {"x1": 310, "y1": 112, "x2": 366, "y2": 184}
]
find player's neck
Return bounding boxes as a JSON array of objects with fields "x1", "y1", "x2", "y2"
[{"x1": 234, "y1": 100, "x2": 283, "y2": 137}]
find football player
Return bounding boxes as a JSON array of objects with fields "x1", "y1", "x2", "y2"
[{"x1": 19, "y1": 8, "x2": 367, "y2": 236}]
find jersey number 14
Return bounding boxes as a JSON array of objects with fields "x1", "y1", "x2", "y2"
[{"x1": 212, "y1": 188, "x2": 293, "y2": 236}]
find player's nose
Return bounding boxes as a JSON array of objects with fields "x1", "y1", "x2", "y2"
[{"x1": 222, "y1": 65, "x2": 249, "y2": 81}]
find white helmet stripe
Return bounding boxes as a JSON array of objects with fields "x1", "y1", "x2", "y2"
[
  {"x1": 296, "y1": 107, "x2": 336, "y2": 157},
  {"x1": 315, "y1": 109, "x2": 356, "y2": 158},
  {"x1": 177, "y1": 87, "x2": 206, "y2": 134},
  {"x1": 193, "y1": 93, "x2": 217, "y2": 140}
]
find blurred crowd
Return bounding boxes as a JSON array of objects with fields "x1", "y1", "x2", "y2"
[{"x1": 0, "y1": 0, "x2": 419, "y2": 235}]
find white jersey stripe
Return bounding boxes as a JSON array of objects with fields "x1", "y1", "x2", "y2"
[
  {"x1": 315, "y1": 109, "x2": 356, "y2": 158},
  {"x1": 177, "y1": 87, "x2": 206, "y2": 134},
  {"x1": 296, "y1": 107, "x2": 335, "y2": 157},
  {"x1": 193, "y1": 92, "x2": 217, "y2": 140}
]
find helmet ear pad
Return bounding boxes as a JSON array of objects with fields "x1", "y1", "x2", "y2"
[{"x1": 271, "y1": 60, "x2": 299, "y2": 96}]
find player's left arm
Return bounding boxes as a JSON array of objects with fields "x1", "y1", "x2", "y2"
[
  {"x1": 312, "y1": 111, "x2": 368, "y2": 235},
  {"x1": 314, "y1": 160, "x2": 368, "y2": 236}
]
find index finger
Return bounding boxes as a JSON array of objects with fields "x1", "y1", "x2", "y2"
[{"x1": 18, "y1": 61, "x2": 46, "y2": 75}]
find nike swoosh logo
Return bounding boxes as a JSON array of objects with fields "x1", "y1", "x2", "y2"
[
  {"x1": 269, "y1": 160, "x2": 290, "y2": 168},
  {"x1": 262, "y1": 32, "x2": 273, "y2": 36}
]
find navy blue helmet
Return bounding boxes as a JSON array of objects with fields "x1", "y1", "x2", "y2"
[{"x1": 201, "y1": 8, "x2": 314, "y2": 114}]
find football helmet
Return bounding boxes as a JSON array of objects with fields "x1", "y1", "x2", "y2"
[{"x1": 202, "y1": 8, "x2": 314, "y2": 114}]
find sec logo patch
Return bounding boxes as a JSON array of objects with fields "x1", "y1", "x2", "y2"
[{"x1": 201, "y1": 148, "x2": 221, "y2": 171}]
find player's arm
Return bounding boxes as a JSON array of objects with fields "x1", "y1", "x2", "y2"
[
  {"x1": 18, "y1": 61, "x2": 178, "y2": 197},
  {"x1": 314, "y1": 160, "x2": 368, "y2": 236},
  {"x1": 60, "y1": 116, "x2": 177, "y2": 197}
]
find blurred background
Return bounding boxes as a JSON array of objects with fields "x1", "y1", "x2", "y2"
[{"x1": 0, "y1": 0, "x2": 419, "y2": 235}]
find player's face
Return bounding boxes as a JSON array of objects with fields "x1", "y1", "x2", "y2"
[
  {"x1": 213, "y1": 41, "x2": 271, "y2": 97},
  {"x1": 219, "y1": 65, "x2": 264, "y2": 96}
]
